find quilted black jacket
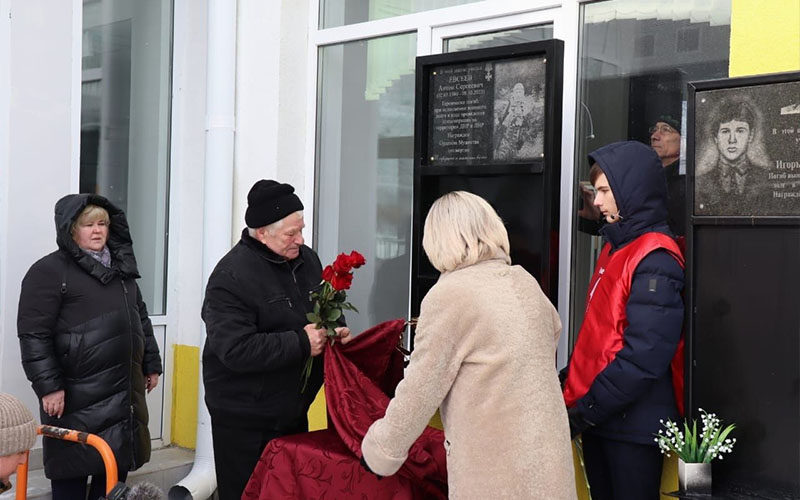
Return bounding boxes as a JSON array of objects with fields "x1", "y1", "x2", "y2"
[{"x1": 18, "y1": 194, "x2": 162, "y2": 479}]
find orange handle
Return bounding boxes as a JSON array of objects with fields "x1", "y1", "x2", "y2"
[
  {"x1": 37, "y1": 425, "x2": 119, "y2": 494},
  {"x1": 14, "y1": 451, "x2": 29, "y2": 500}
]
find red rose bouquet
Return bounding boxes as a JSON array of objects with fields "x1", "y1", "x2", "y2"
[{"x1": 301, "y1": 250, "x2": 366, "y2": 392}]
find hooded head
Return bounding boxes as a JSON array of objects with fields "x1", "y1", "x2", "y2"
[
  {"x1": 54, "y1": 194, "x2": 140, "y2": 282},
  {"x1": 588, "y1": 141, "x2": 670, "y2": 247}
]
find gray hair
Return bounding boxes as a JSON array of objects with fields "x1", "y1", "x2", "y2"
[{"x1": 248, "y1": 210, "x2": 303, "y2": 237}]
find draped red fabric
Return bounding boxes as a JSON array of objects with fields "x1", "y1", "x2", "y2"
[{"x1": 243, "y1": 319, "x2": 448, "y2": 500}]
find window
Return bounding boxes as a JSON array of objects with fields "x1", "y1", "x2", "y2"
[
  {"x1": 315, "y1": 33, "x2": 417, "y2": 335},
  {"x1": 569, "y1": 0, "x2": 731, "y2": 344},
  {"x1": 80, "y1": 0, "x2": 172, "y2": 314},
  {"x1": 321, "y1": 0, "x2": 482, "y2": 28},
  {"x1": 677, "y1": 27, "x2": 701, "y2": 52},
  {"x1": 444, "y1": 24, "x2": 554, "y2": 53},
  {"x1": 635, "y1": 34, "x2": 655, "y2": 57}
]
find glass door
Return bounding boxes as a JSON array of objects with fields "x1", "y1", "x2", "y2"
[
  {"x1": 429, "y1": 10, "x2": 558, "y2": 55},
  {"x1": 424, "y1": 9, "x2": 571, "y2": 363},
  {"x1": 312, "y1": 5, "x2": 569, "y2": 353}
]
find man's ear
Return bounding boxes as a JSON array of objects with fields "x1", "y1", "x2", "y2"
[{"x1": 254, "y1": 226, "x2": 269, "y2": 245}]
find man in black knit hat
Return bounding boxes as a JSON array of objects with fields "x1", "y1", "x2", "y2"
[
  {"x1": 202, "y1": 180, "x2": 351, "y2": 500},
  {"x1": 579, "y1": 115, "x2": 686, "y2": 238},
  {"x1": 649, "y1": 114, "x2": 685, "y2": 237}
]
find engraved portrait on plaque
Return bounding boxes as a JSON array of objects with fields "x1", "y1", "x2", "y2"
[{"x1": 694, "y1": 80, "x2": 800, "y2": 217}]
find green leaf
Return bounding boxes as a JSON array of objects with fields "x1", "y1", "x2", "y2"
[
  {"x1": 313, "y1": 302, "x2": 320, "y2": 315},
  {"x1": 682, "y1": 421, "x2": 692, "y2": 461},
  {"x1": 326, "y1": 308, "x2": 342, "y2": 321},
  {"x1": 306, "y1": 312, "x2": 322, "y2": 324}
]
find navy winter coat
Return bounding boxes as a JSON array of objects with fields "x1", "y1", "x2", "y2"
[{"x1": 573, "y1": 141, "x2": 685, "y2": 445}]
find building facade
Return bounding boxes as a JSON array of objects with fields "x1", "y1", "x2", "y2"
[{"x1": 0, "y1": 0, "x2": 797, "y2": 492}]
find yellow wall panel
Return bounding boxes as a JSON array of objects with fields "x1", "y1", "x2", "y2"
[
  {"x1": 171, "y1": 344, "x2": 199, "y2": 449},
  {"x1": 308, "y1": 386, "x2": 328, "y2": 431},
  {"x1": 730, "y1": 0, "x2": 800, "y2": 76}
]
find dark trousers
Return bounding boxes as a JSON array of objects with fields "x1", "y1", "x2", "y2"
[
  {"x1": 581, "y1": 433, "x2": 663, "y2": 500},
  {"x1": 211, "y1": 418, "x2": 307, "y2": 500},
  {"x1": 51, "y1": 470, "x2": 128, "y2": 500}
]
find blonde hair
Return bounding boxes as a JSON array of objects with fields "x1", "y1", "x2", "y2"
[
  {"x1": 422, "y1": 191, "x2": 511, "y2": 273},
  {"x1": 70, "y1": 204, "x2": 110, "y2": 236}
]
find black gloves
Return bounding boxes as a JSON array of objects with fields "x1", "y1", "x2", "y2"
[
  {"x1": 567, "y1": 406, "x2": 594, "y2": 440},
  {"x1": 558, "y1": 366, "x2": 569, "y2": 391},
  {"x1": 360, "y1": 455, "x2": 383, "y2": 480}
]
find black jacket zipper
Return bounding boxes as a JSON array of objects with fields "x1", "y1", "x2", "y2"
[{"x1": 121, "y1": 279, "x2": 137, "y2": 471}]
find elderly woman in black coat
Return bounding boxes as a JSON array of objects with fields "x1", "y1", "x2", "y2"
[{"x1": 17, "y1": 194, "x2": 162, "y2": 500}]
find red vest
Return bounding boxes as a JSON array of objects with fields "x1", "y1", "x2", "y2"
[{"x1": 563, "y1": 232, "x2": 686, "y2": 415}]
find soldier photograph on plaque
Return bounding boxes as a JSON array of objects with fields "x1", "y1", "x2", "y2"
[
  {"x1": 692, "y1": 75, "x2": 800, "y2": 217},
  {"x1": 492, "y1": 58, "x2": 546, "y2": 161}
]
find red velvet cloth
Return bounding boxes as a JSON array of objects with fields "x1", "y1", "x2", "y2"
[{"x1": 243, "y1": 319, "x2": 448, "y2": 500}]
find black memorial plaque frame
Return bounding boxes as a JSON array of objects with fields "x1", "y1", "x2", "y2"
[
  {"x1": 411, "y1": 40, "x2": 564, "y2": 343},
  {"x1": 686, "y1": 71, "x2": 800, "y2": 499},
  {"x1": 689, "y1": 72, "x2": 800, "y2": 220}
]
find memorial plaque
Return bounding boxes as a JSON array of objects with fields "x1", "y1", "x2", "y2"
[
  {"x1": 429, "y1": 62, "x2": 493, "y2": 163},
  {"x1": 687, "y1": 72, "x2": 800, "y2": 498},
  {"x1": 693, "y1": 79, "x2": 800, "y2": 217},
  {"x1": 412, "y1": 40, "x2": 564, "y2": 344},
  {"x1": 427, "y1": 55, "x2": 547, "y2": 165}
]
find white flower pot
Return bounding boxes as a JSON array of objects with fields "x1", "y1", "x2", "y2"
[{"x1": 678, "y1": 459, "x2": 712, "y2": 495}]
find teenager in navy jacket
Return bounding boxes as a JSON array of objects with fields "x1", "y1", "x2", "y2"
[{"x1": 563, "y1": 141, "x2": 685, "y2": 500}]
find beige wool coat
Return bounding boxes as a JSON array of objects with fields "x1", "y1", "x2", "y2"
[{"x1": 362, "y1": 258, "x2": 577, "y2": 499}]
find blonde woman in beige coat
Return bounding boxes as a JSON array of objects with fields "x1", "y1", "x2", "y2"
[{"x1": 361, "y1": 191, "x2": 577, "y2": 499}]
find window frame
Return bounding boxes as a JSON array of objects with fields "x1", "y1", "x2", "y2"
[{"x1": 306, "y1": 0, "x2": 582, "y2": 366}]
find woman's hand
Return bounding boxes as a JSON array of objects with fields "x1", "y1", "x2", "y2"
[
  {"x1": 42, "y1": 390, "x2": 65, "y2": 418},
  {"x1": 145, "y1": 374, "x2": 160, "y2": 393},
  {"x1": 334, "y1": 326, "x2": 353, "y2": 345}
]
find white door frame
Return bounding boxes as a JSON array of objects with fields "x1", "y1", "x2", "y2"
[
  {"x1": 306, "y1": 0, "x2": 580, "y2": 367},
  {"x1": 426, "y1": 7, "x2": 577, "y2": 367},
  {"x1": 428, "y1": 9, "x2": 561, "y2": 54}
]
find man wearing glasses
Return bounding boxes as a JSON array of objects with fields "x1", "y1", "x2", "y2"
[
  {"x1": 579, "y1": 115, "x2": 686, "y2": 238},
  {"x1": 649, "y1": 115, "x2": 685, "y2": 238}
]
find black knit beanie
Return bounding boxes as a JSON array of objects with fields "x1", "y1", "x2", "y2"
[
  {"x1": 244, "y1": 180, "x2": 304, "y2": 228},
  {"x1": 656, "y1": 114, "x2": 681, "y2": 133}
]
